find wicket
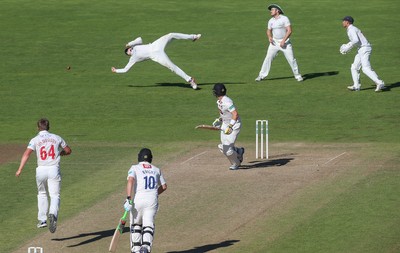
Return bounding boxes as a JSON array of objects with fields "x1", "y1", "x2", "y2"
[
  {"x1": 256, "y1": 120, "x2": 269, "y2": 159},
  {"x1": 28, "y1": 247, "x2": 43, "y2": 253}
]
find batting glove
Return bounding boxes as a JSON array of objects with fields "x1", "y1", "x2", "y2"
[
  {"x1": 212, "y1": 118, "x2": 222, "y2": 128},
  {"x1": 123, "y1": 198, "x2": 133, "y2": 211},
  {"x1": 224, "y1": 124, "x2": 233, "y2": 135}
]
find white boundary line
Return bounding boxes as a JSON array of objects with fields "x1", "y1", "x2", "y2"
[
  {"x1": 322, "y1": 152, "x2": 347, "y2": 166},
  {"x1": 180, "y1": 151, "x2": 208, "y2": 165}
]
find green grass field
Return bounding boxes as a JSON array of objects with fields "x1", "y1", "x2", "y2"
[{"x1": 1, "y1": 0, "x2": 399, "y2": 252}]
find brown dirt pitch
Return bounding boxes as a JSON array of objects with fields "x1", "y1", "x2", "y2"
[{"x1": 12, "y1": 142, "x2": 382, "y2": 253}]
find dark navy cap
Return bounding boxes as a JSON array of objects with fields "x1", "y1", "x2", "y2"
[{"x1": 342, "y1": 16, "x2": 354, "y2": 24}]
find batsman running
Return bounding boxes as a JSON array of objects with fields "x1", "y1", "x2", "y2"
[
  {"x1": 123, "y1": 148, "x2": 167, "y2": 253},
  {"x1": 212, "y1": 83, "x2": 245, "y2": 170},
  {"x1": 112, "y1": 33, "x2": 201, "y2": 90}
]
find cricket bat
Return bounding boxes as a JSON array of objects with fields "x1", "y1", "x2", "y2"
[
  {"x1": 195, "y1": 124, "x2": 221, "y2": 131},
  {"x1": 109, "y1": 210, "x2": 129, "y2": 252}
]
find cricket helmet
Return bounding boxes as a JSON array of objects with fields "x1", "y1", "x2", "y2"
[
  {"x1": 268, "y1": 4, "x2": 284, "y2": 14},
  {"x1": 212, "y1": 83, "x2": 227, "y2": 97},
  {"x1": 138, "y1": 148, "x2": 153, "y2": 163}
]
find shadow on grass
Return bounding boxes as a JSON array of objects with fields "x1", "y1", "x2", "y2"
[
  {"x1": 166, "y1": 239, "x2": 240, "y2": 253},
  {"x1": 52, "y1": 227, "x2": 130, "y2": 247},
  {"x1": 258, "y1": 71, "x2": 339, "y2": 81},
  {"x1": 302, "y1": 71, "x2": 339, "y2": 80},
  {"x1": 128, "y1": 82, "x2": 245, "y2": 90},
  {"x1": 354, "y1": 82, "x2": 399, "y2": 92},
  {"x1": 383, "y1": 82, "x2": 400, "y2": 91}
]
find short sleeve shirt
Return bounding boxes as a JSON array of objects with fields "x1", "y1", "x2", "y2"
[
  {"x1": 268, "y1": 15, "x2": 291, "y2": 40},
  {"x1": 127, "y1": 162, "x2": 166, "y2": 199},
  {"x1": 28, "y1": 130, "x2": 68, "y2": 167},
  {"x1": 217, "y1": 96, "x2": 240, "y2": 124}
]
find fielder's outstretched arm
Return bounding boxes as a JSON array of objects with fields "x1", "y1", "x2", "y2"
[{"x1": 112, "y1": 60, "x2": 136, "y2": 73}]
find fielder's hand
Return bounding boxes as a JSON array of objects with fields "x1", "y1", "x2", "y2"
[
  {"x1": 123, "y1": 198, "x2": 133, "y2": 211},
  {"x1": 224, "y1": 124, "x2": 233, "y2": 135},
  {"x1": 212, "y1": 118, "x2": 222, "y2": 128}
]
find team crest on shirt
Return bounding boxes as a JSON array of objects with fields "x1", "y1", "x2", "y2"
[{"x1": 142, "y1": 164, "x2": 152, "y2": 169}]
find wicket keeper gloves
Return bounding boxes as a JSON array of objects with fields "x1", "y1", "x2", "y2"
[
  {"x1": 224, "y1": 124, "x2": 233, "y2": 135},
  {"x1": 124, "y1": 198, "x2": 133, "y2": 211},
  {"x1": 212, "y1": 118, "x2": 222, "y2": 128}
]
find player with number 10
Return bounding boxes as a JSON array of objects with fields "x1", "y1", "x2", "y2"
[{"x1": 124, "y1": 148, "x2": 167, "y2": 253}]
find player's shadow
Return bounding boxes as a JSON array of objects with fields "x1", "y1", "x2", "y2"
[
  {"x1": 166, "y1": 239, "x2": 240, "y2": 253},
  {"x1": 264, "y1": 71, "x2": 339, "y2": 81},
  {"x1": 302, "y1": 71, "x2": 339, "y2": 80},
  {"x1": 380, "y1": 81, "x2": 399, "y2": 91},
  {"x1": 241, "y1": 156, "x2": 295, "y2": 169},
  {"x1": 355, "y1": 82, "x2": 399, "y2": 92},
  {"x1": 128, "y1": 82, "x2": 245, "y2": 90},
  {"x1": 52, "y1": 227, "x2": 129, "y2": 247}
]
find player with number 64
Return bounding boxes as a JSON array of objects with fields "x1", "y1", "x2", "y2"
[{"x1": 15, "y1": 118, "x2": 71, "y2": 233}]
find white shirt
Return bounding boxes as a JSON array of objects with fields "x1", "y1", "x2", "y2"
[
  {"x1": 268, "y1": 15, "x2": 291, "y2": 41},
  {"x1": 127, "y1": 162, "x2": 166, "y2": 200},
  {"x1": 217, "y1": 96, "x2": 241, "y2": 124},
  {"x1": 346, "y1": 24, "x2": 371, "y2": 48},
  {"x1": 28, "y1": 130, "x2": 68, "y2": 167},
  {"x1": 115, "y1": 44, "x2": 153, "y2": 73}
]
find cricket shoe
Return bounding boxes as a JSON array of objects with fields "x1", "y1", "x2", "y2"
[
  {"x1": 189, "y1": 77, "x2": 198, "y2": 90},
  {"x1": 193, "y1": 34, "x2": 201, "y2": 41},
  {"x1": 347, "y1": 85, "x2": 360, "y2": 91},
  {"x1": 139, "y1": 246, "x2": 150, "y2": 253},
  {"x1": 255, "y1": 76, "x2": 266, "y2": 82},
  {"x1": 229, "y1": 164, "x2": 240, "y2": 170},
  {"x1": 375, "y1": 81, "x2": 385, "y2": 92},
  {"x1": 37, "y1": 220, "x2": 47, "y2": 228},
  {"x1": 295, "y1": 75, "x2": 303, "y2": 82},
  {"x1": 237, "y1": 147, "x2": 245, "y2": 163},
  {"x1": 49, "y1": 214, "x2": 57, "y2": 233}
]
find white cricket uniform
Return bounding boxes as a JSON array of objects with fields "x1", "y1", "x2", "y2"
[
  {"x1": 258, "y1": 15, "x2": 301, "y2": 78},
  {"x1": 115, "y1": 33, "x2": 197, "y2": 82},
  {"x1": 217, "y1": 96, "x2": 242, "y2": 166},
  {"x1": 345, "y1": 24, "x2": 383, "y2": 87},
  {"x1": 27, "y1": 130, "x2": 68, "y2": 221},
  {"x1": 127, "y1": 161, "x2": 166, "y2": 252}
]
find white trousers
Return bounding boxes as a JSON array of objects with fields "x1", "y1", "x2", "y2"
[
  {"x1": 150, "y1": 33, "x2": 195, "y2": 82},
  {"x1": 130, "y1": 196, "x2": 158, "y2": 252},
  {"x1": 219, "y1": 122, "x2": 242, "y2": 166},
  {"x1": 351, "y1": 46, "x2": 382, "y2": 87},
  {"x1": 36, "y1": 166, "x2": 61, "y2": 221},
  {"x1": 258, "y1": 41, "x2": 300, "y2": 78}
]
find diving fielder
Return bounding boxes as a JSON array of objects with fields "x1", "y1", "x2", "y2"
[
  {"x1": 340, "y1": 16, "x2": 385, "y2": 92},
  {"x1": 123, "y1": 148, "x2": 167, "y2": 253},
  {"x1": 212, "y1": 83, "x2": 245, "y2": 170},
  {"x1": 112, "y1": 33, "x2": 201, "y2": 90},
  {"x1": 255, "y1": 4, "x2": 303, "y2": 82},
  {"x1": 15, "y1": 118, "x2": 71, "y2": 233}
]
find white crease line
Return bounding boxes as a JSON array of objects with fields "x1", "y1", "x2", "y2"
[
  {"x1": 322, "y1": 152, "x2": 347, "y2": 165},
  {"x1": 181, "y1": 151, "x2": 208, "y2": 165}
]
